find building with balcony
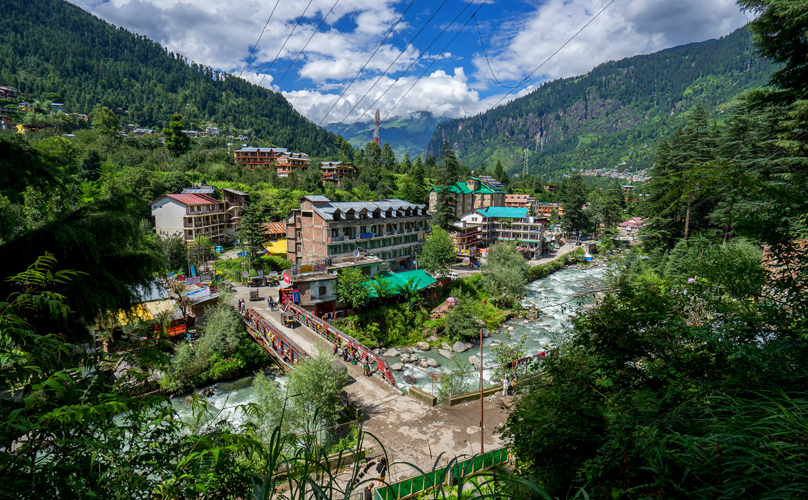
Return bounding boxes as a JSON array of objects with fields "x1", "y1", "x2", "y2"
[
  {"x1": 452, "y1": 206, "x2": 546, "y2": 260},
  {"x1": 533, "y1": 202, "x2": 563, "y2": 218},
  {"x1": 505, "y1": 194, "x2": 535, "y2": 209},
  {"x1": 18, "y1": 102, "x2": 35, "y2": 113},
  {"x1": 286, "y1": 195, "x2": 431, "y2": 273},
  {"x1": 320, "y1": 161, "x2": 358, "y2": 187},
  {"x1": 275, "y1": 152, "x2": 310, "y2": 177},
  {"x1": 428, "y1": 177, "x2": 506, "y2": 218},
  {"x1": 150, "y1": 192, "x2": 247, "y2": 243},
  {"x1": 233, "y1": 147, "x2": 289, "y2": 170}
]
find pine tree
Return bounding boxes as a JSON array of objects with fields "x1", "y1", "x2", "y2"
[
  {"x1": 432, "y1": 141, "x2": 461, "y2": 230},
  {"x1": 163, "y1": 113, "x2": 191, "y2": 157}
]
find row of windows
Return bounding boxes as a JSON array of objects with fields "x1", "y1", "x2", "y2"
[
  {"x1": 327, "y1": 238, "x2": 421, "y2": 256},
  {"x1": 331, "y1": 222, "x2": 424, "y2": 237}
]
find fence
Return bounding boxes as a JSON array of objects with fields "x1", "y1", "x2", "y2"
[
  {"x1": 373, "y1": 447, "x2": 510, "y2": 500},
  {"x1": 242, "y1": 309, "x2": 309, "y2": 370},
  {"x1": 283, "y1": 303, "x2": 399, "y2": 389},
  {"x1": 292, "y1": 420, "x2": 360, "y2": 460}
]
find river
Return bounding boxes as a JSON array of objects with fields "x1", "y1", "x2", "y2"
[{"x1": 171, "y1": 264, "x2": 607, "y2": 422}]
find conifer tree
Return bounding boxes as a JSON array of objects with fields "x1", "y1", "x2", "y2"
[
  {"x1": 432, "y1": 141, "x2": 461, "y2": 230},
  {"x1": 162, "y1": 113, "x2": 191, "y2": 157}
]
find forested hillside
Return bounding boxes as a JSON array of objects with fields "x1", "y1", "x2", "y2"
[
  {"x1": 326, "y1": 111, "x2": 444, "y2": 159},
  {"x1": 426, "y1": 27, "x2": 776, "y2": 177},
  {"x1": 0, "y1": 0, "x2": 338, "y2": 155}
]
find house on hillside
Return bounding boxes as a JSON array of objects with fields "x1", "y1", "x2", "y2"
[
  {"x1": 275, "y1": 151, "x2": 310, "y2": 177},
  {"x1": 150, "y1": 193, "x2": 229, "y2": 243},
  {"x1": 233, "y1": 147, "x2": 289, "y2": 171},
  {"x1": 451, "y1": 206, "x2": 546, "y2": 261},
  {"x1": 17, "y1": 102, "x2": 35, "y2": 113},
  {"x1": 320, "y1": 161, "x2": 358, "y2": 187},
  {"x1": 428, "y1": 177, "x2": 506, "y2": 218}
]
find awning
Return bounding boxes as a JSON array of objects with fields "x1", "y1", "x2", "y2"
[{"x1": 263, "y1": 239, "x2": 287, "y2": 255}]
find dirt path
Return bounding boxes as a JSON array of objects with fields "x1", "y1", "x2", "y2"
[{"x1": 230, "y1": 288, "x2": 511, "y2": 476}]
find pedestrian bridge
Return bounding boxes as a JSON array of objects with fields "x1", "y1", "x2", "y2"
[{"x1": 242, "y1": 304, "x2": 398, "y2": 390}]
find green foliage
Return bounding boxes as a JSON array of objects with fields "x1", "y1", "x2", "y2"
[
  {"x1": 337, "y1": 267, "x2": 370, "y2": 310},
  {"x1": 238, "y1": 203, "x2": 267, "y2": 256},
  {"x1": 433, "y1": 141, "x2": 462, "y2": 229},
  {"x1": 482, "y1": 241, "x2": 528, "y2": 307},
  {"x1": 334, "y1": 302, "x2": 428, "y2": 347},
  {"x1": 558, "y1": 174, "x2": 590, "y2": 233},
  {"x1": 418, "y1": 227, "x2": 456, "y2": 279},
  {"x1": 163, "y1": 113, "x2": 191, "y2": 156},
  {"x1": 490, "y1": 334, "x2": 527, "y2": 381},
  {"x1": 91, "y1": 106, "x2": 119, "y2": 138},
  {"x1": 443, "y1": 292, "x2": 482, "y2": 343}
]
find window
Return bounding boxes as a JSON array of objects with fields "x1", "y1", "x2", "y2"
[
  {"x1": 302, "y1": 211, "x2": 312, "y2": 218},
  {"x1": 331, "y1": 229, "x2": 339, "y2": 237},
  {"x1": 319, "y1": 286, "x2": 327, "y2": 296}
]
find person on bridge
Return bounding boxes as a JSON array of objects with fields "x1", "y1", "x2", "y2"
[
  {"x1": 363, "y1": 360, "x2": 370, "y2": 377},
  {"x1": 376, "y1": 456, "x2": 387, "y2": 484},
  {"x1": 333, "y1": 342, "x2": 338, "y2": 356}
]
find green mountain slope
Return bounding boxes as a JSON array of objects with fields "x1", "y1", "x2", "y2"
[
  {"x1": 426, "y1": 27, "x2": 776, "y2": 178},
  {"x1": 326, "y1": 111, "x2": 444, "y2": 159},
  {"x1": 0, "y1": 0, "x2": 338, "y2": 155}
]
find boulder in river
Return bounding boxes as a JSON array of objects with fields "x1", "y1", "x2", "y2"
[
  {"x1": 438, "y1": 349, "x2": 454, "y2": 359},
  {"x1": 441, "y1": 342, "x2": 452, "y2": 351},
  {"x1": 469, "y1": 355, "x2": 481, "y2": 369},
  {"x1": 416, "y1": 342, "x2": 431, "y2": 351},
  {"x1": 403, "y1": 375, "x2": 417, "y2": 385},
  {"x1": 427, "y1": 358, "x2": 440, "y2": 368},
  {"x1": 383, "y1": 348, "x2": 400, "y2": 357},
  {"x1": 391, "y1": 363, "x2": 403, "y2": 371},
  {"x1": 525, "y1": 309, "x2": 540, "y2": 320},
  {"x1": 453, "y1": 341, "x2": 470, "y2": 353},
  {"x1": 183, "y1": 395, "x2": 193, "y2": 404},
  {"x1": 426, "y1": 335, "x2": 439, "y2": 342}
]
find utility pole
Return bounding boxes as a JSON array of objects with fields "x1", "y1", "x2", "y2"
[{"x1": 480, "y1": 328, "x2": 484, "y2": 455}]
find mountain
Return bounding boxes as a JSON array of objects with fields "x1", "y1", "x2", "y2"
[
  {"x1": 0, "y1": 0, "x2": 338, "y2": 156},
  {"x1": 425, "y1": 27, "x2": 776, "y2": 179},
  {"x1": 326, "y1": 111, "x2": 444, "y2": 159}
]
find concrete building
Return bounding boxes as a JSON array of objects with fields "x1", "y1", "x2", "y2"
[
  {"x1": 233, "y1": 147, "x2": 289, "y2": 170},
  {"x1": 150, "y1": 189, "x2": 248, "y2": 243},
  {"x1": 427, "y1": 177, "x2": 506, "y2": 218},
  {"x1": 275, "y1": 152, "x2": 310, "y2": 177},
  {"x1": 286, "y1": 195, "x2": 431, "y2": 273},
  {"x1": 320, "y1": 161, "x2": 358, "y2": 187},
  {"x1": 505, "y1": 194, "x2": 535, "y2": 209},
  {"x1": 452, "y1": 206, "x2": 546, "y2": 260}
]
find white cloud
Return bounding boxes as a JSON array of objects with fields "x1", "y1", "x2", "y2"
[{"x1": 471, "y1": 0, "x2": 754, "y2": 88}]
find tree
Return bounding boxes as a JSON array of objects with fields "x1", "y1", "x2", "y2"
[
  {"x1": 91, "y1": 106, "x2": 118, "y2": 138},
  {"x1": 162, "y1": 113, "x2": 191, "y2": 157},
  {"x1": 443, "y1": 293, "x2": 481, "y2": 342},
  {"x1": 418, "y1": 227, "x2": 456, "y2": 278},
  {"x1": 368, "y1": 274, "x2": 394, "y2": 301},
  {"x1": 156, "y1": 232, "x2": 187, "y2": 273},
  {"x1": 432, "y1": 141, "x2": 461, "y2": 229},
  {"x1": 395, "y1": 276, "x2": 424, "y2": 309},
  {"x1": 482, "y1": 241, "x2": 528, "y2": 307},
  {"x1": 493, "y1": 159, "x2": 509, "y2": 188},
  {"x1": 380, "y1": 142, "x2": 397, "y2": 170},
  {"x1": 79, "y1": 149, "x2": 102, "y2": 182},
  {"x1": 238, "y1": 203, "x2": 266, "y2": 256},
  {"x1": 558, "y1": 174, "x2": 589, "y2": 235},
  {"x1": 337, "y1": 267, "x2": 369, "y2": 310}
]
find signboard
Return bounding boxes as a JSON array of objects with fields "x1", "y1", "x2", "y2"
[
  {"x1": 190, "y1": 265, "x2": 196, "y2": 277},
  {"x1": 360, "y1": 232, "x2": 373, "y2": 239},
  {"x1": 242, "y1": 271, "x2": 249, "y2": 278},
  {"x1": 300, "y1": 264, "x2": 313, "y2": 273},
  {"x1": 281, "y1": 288, "x2": 294, "y2": 305},
  {"x1": 282, "y1": 272, "x2": 292, "y2": 285},
  {"x1": 177, "y1": 275, "x2": 186, "y2": 281},
  {"x1": 293, "y1": 289, "x2": 300, "y2": 304},
  {"x1": 186, "y1": 277, "x2": 201, "y2": 285},
  {"x1": 313, "y1": 264, "x2": 326, "y2": 272},
  {"x1": 200, "y1": 274, "x2": 210, "y2": 282},
  {"x1": 257, "y1": 270, "x2": 264, "y2": 278}
]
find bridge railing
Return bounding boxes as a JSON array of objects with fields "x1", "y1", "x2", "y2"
[
  {"x1": 283, "y1": 303, "x2": 399, "y2": 389},
  {"x1": 243, "y1": 308, "x2": 309, "y2": 369}
]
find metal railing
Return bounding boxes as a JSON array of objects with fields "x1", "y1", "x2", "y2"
[
  {"x1": 242, "y1": 309, "x2": 309, "y2": 369},
  {"x1": 283, "y1": 303, "x2": 399, "y2": 389}
]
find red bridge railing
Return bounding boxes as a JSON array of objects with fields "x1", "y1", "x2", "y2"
[
  {"x1": 283, "y1": 303, "x2": 399, "y2": 389},
  {"x1": 243, "y1": 309, "x2": 309, "y2": 370}
]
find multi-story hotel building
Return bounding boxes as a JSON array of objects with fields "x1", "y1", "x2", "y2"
[
  {"x1": 286, "y1": 196, "x2": 431, "y2": 272},
  {"x1": 320, "y1": 161, "x2": 358, "y2": 187},
  {"x1": 233, "y1": 147, "x2": 288, "y2": 170},
  {"x1": 428, "y1": 177, "x2": 506, "y2": 218},
  {"x1": 275, "y1": 152, "x2": 310, "y2": 177},
  {"x1": 505, "y1": 194, "x2": 535, "y2": 209},
  {"x1": 150, "y1": 189, "x2": 249, "y2": 243},
  {"x1": 452, "y1": 206, "x2": 546, "y2": 260}
]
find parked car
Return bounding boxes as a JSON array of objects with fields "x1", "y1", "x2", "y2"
[{"x1": 447, "y1": 272, "x2": 460, "y2": 280}]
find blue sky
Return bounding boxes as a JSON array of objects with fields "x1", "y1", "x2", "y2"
[{"x1": 70, "y1": 0, "x2": 753, "y2": 131}]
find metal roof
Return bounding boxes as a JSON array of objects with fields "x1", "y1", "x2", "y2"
[
  {"x1": 303, "y1": 195, "x2": 331, "y2": 202},
  {"x1": 162, "y1": 193, "x2": 221, "y2": 205},
  {"x1": 310, "y1": 199, "x2": 427, "y2": 221},
  {"x1": 475, "y1": 206, "x2": 528, "y2": 219},
  {"x1": 182, "y1": 187, "x2": 216, "y2": 194},
  {"x1": 135, "y1": 282, "x2": 169, "y2": 303},
  {"x1": 222, "y1": 187, "x2": 248, "y2": 196},
  {"x1": 234, "y1": 147, "x2": 289, "y2": 153}
]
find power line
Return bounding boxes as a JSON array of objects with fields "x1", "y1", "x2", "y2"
[
  {"x1": 237, "y1": 0, "x2": 281, "y2": 79},
  {"x1": 257, "y1": 0, "x2": 316, "y2": 89},
  {"x1": 490, "y1": 0, "x2": 617, "y2": 110},
  {"x1": 336, "y1": 0, "x2": 485, "y2": 140},
  {"x1": 349, "y1": 0, "x2": 489, "y2": 142},
  {"x1": 316, "y1": 0, "x2": 417, "y2": 127},
  {"x1": 327, "y1": 0, "x2": 450, "y2": 130},
  {"x1": 275, "y1": 0, "x2": 342, "y2": 87},
  {"x1": 474, "y1": 15, "x2": 527, "y2": 89}
]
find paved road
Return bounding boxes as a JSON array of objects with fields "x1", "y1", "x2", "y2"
[
  {"x1": 229, "y1": 286, "x2": 508, "y2": 478},
  {"x1": 528, "y1": 241, "x2": 576, "y2": 266}
]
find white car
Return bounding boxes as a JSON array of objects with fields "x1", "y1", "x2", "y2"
[{"x1": 447, "y1": 272, "x2": 460, "y2": 280}]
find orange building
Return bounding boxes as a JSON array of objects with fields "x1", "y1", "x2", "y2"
[
  {"x1": 233, "y1": 147, "x2": 290, "y2": 171},
  {"x1": 320, "y1": 161, "x2": 358, "y2": 187}
]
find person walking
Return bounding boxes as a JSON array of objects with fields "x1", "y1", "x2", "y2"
[
  {"x1": 376, "y1": 456, "x2": 387, "y2": 484},
  {"x1": 333, "y1": 342, "x2": 339, "y2": 356},
  {"x1": 502, "y1": 376, "x2": 509, "y2": 396},
  {"x1": 363, "y1": 484, "x2": 374, "y2": 500},
  {"x1": 363, "y1": 360, "x2": 371, "y2": 377}
]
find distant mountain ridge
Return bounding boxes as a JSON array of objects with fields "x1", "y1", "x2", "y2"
[
  {"x1": 425, "y1": 27, "x2": 776, "y2": 179},
  {"x1": 326, "y1": 111, "x2": 445, "y2": 159},
  {"x1": 0, "y1": 0, "x2": 338, "y2": 156}
]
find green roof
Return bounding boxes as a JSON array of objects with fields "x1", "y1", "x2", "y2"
[
  {"x1": 364, "y1": 269, "x2": 437, "y2": 298},
  {"x1": 428, "y1": 180, "x2": 506, "y2": 195},
  {"x1": 476, "y1": 206, "x2": 528, "y2": 219}
]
